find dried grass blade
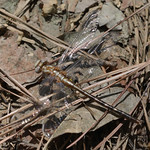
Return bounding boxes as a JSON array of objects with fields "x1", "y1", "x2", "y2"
[
  {"x1": 0, "y1": 9, "x2": 69, "y2": 49},
  {"x1": 113, "y1": 134, "x2": 129, "y2": 150},
  {"x1": 0, "y1": 68, "x2": 41, "y2": 105},
  {"x1": 0, "y1": 103, "x2": 32, "y2": 122}
]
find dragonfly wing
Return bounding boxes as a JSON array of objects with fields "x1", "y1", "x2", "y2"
[
  {"x1": 39, "y1": 75, "x2": 55, "y2": 96},
  {"x1": 58, "y1": 9, "x2": 101, "y2": 65},
  {"x1": 42, "y1": 82, "x2": 76, "y2": 137}
]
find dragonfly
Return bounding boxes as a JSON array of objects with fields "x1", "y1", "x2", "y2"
[
  {"x1": 35, "y1": 60, "x2": 141, "y2": 124},
  {"x1": 34, "y1": 10, "x2": 141, "y2": 135}
]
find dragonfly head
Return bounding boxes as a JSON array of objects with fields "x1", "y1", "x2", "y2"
[{"x1": 35, "y1": 60, "x2": 45, "y2": 73}]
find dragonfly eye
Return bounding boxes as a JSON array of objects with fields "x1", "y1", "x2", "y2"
[{"x1": 35, "y1": 60, "x2": 42, "y2": 73}]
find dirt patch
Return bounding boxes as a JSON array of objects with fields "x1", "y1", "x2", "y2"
[{"x1": 0, "y1": 0, "x2": 149, "y2": 149}]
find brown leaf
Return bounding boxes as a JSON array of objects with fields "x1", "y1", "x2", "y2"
[{"x1": 67, "y1": 0, "x2": 78, "y2": 12}]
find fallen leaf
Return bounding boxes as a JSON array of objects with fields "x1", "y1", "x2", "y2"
[
  {"x1": 120, "y1": 0, "x2": 132, "y2": 10},
  {"x1": 42, "y1": 0, "x2": 58, "y2": 16},
  {"x1": 67, "y1": 0, "x2": 78, "y2": 12}
]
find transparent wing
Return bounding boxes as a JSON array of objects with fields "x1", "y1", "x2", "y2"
[
  {"x1": 58, "y1": 9, "x2": 102, "y2": 65},
  {"x1": 39, "y1": 9, "x2": 115, "y2": 137}
]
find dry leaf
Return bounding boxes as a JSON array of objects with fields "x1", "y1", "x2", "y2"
[
  {"x1": 42, "y1": 0, "x2": 58, "y2": 16},
  {"x1": 75, "y1": 0, "x2": 98, "y2": 13},
  {"x1": 67, "y1": 0, "x2": 78, "y2": 12},
  {"x1": 120, "y1": 0, "x2": 132, "y2": 10}
]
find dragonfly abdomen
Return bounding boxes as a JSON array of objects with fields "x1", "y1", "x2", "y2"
[{"x1": 35, "y1": 61, "x2": 141, "y2": 124}]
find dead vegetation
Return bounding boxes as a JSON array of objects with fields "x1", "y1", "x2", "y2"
[{"x1": 0, "y1": 0, "x2": 150, "y2": 150}]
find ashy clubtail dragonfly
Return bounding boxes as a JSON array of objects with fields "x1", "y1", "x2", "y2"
[
  {"x1": 35, "y1": 60, "x2": 141, "y2": 124},
  {"x1": 34, "y1": 10, "x2": 141, "y2": 135}
]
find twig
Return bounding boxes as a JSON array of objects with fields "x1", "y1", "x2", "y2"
[
  {"x1": 0, "y1": 9, "x2": 69, "y2": 49},
  {"x1": 0, "y1": 68, "x2": 41, "y2": 105}
]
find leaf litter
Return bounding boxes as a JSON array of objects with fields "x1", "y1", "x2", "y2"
[{"x1": 0, "y1": 0, "x2": 150, "y2": 150}]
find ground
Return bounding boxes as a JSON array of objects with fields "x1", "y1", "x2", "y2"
[{"x1": 0, "y1": 0, "x2": 149, "y2": 150}]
